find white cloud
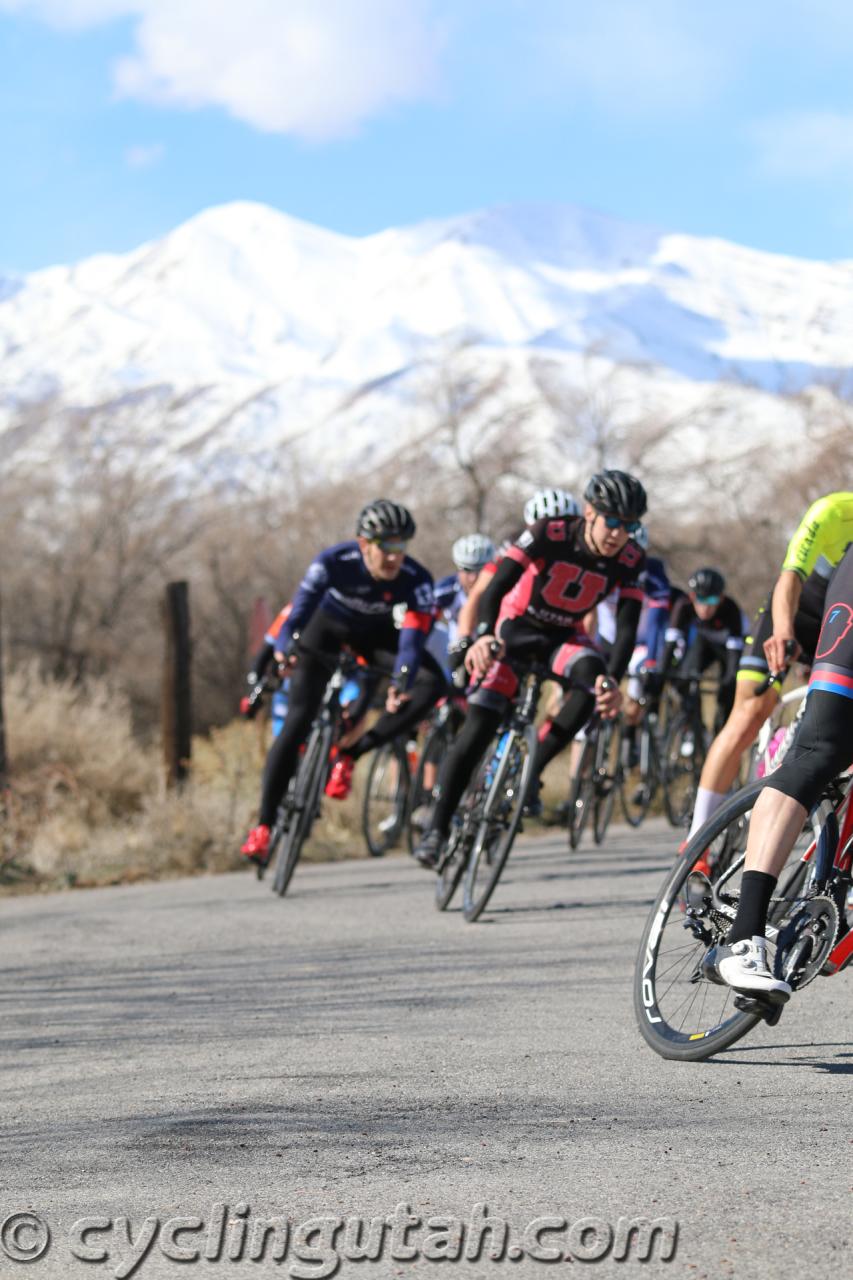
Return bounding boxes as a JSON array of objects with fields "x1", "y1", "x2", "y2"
[
  {"x1": 124, "y1": 141, "x2": 164, "y2": 168},
  {"x1": 0, "y1": 0, "x2": 445, "y2": 140},
  {"x1": 750, "y1": 111, "x2": 853, "y2": 180}
]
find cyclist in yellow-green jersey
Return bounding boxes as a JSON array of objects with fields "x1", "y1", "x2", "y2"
[{"x1": 683, "y1": 491, "x2": 853, "y2": 849}]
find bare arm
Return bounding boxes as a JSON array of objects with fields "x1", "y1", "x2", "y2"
[{"x1": 766, "y1": 569, "x2": 803, "y2": 671}]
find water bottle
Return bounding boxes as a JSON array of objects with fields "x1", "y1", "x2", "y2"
[{"x1": 484, "y1": 730, "x2": 510, "y2": 788}]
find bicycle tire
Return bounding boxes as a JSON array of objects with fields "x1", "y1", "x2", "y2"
[
  {"x1": 435, "y1": 740, "x2": 488, "y2": 912},
  {"x1": 634, "y1": 780, "x2": 819, "y2": 1061},
  {"x1": 462, "y1": 724, "x2": 538, "y2": 922},
  {"x1": 620, "y1": 721, "x2": 658, "y2": 828},
  {"x1": 362, "y1": 737, "x2": 409, "y2": 857},
  {"x1": 409, "y1": 723, "x2": 450, "y2": 856},
  {"x1": 593, "y1": 717, "x2": 622, "y2": 844},
  {"x1": 271, "y1": 723, "x2": 331, "y2": 896},
  {"x1": 662, "y1": 709, "x2": 705, "y2": 828},
  {"x1": 567, "y1": 735, "x2": 596, "y2": 850}
]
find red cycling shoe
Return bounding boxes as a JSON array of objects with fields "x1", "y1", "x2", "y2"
[
  {"x1": 241, "y1": 824, "x2": 271, "y2": 863},
  {"x1": 325, "y1": 755, "x2": 354, "y2": 800}
]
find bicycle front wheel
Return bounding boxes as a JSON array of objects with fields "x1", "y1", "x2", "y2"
[
  {"x1": 620, "y1": 722, "x2": 658, "y2": 828},
  {"x1": 567, "y1": 736, "x2": 595, "y2": 850},
  {"x1": 462, "y1": 724, "x2": 538, "y2": 922},
  {"x1": 633, "y1": 780, "x2": 820, "y2": 1061},
  {"x1": 271, "y1": 723, "x2": 331, "y2": 896},
  {"x1": 593, "y1": 718, "x2": 622, "y2": 844},
  {"x1": 662, "y1": 710, "x2": 705, "y2": 828},
  {"x1": 362, "y1": 737, "x2": 409, "y2": 856}
]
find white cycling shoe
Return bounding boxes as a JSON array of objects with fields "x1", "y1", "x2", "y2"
[{"x1": 715, "y1": 936, "x2": 792, "y2": 1003}]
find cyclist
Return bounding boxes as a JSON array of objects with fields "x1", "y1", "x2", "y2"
[
  {"x1": 714, "y1": 540, "x2": 853, "y2": 999},
  {"x1": 427, "y1": 533, "x2": 496, "y2": 673},
  {"x1": 684, "y1": 491, "x2": 853, "y2": 848},
  {"x1": 658, "y1": 567, "x2": 744, "y2": 731},
  {"x1": 624, "y1": 530, "x2": 672, "y2": 719},
  {"x1": 241, "y1": 500, "x2": 446, "y2": 863},
  {"x1": 455, "y1": 489, "x2": 578, "y2": 640},
  {"x1": 413, "y1": 470, "x2": 647, "y2": 868}
]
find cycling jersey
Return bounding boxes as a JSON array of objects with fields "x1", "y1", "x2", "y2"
[
  {"x1": 664, "y1": 594, "x2": 744, "y2": 656},
  {"x1": 433, "y1": 572, "x2": 467, "y2": 630},
  {"x1": 781, "y1": 492, "x2": 853, "y2": 581},
  {"x1": 278, "y1": 541, "x2": 434, "y2": 690},
  {"x1": 480, "y1": 516, "x2": 645, "y2": 680},
  {"x1": 635, "y1": 555, "x2": 671, "y2": 666}
]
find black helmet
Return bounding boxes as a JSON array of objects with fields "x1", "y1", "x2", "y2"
[
  {"x1": 688, "y1": 567, "x2": 725, "y2": 600},
  {"x1": 356, "y1": 498, "x2": 416, "y2": 542},
  {"x1": 583, "y1": 470, "x2": 647, "y2": 520}
]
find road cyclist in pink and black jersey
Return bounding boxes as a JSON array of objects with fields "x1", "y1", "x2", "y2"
[{"x1": 413, "y1": 470, "x2": 648, "y2": 869}]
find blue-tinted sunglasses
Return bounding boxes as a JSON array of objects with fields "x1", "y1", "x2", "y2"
[
  {"x1": 601, "y1": 514, "x2": 642, "y2": 534},
  {"x1": 696, "y1": 594, "x2": 721, "y2": 606}
]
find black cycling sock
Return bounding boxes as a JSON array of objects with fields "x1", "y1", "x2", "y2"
[{"x1": 726, "y1": 871, "x2": 777, "y2": 945}]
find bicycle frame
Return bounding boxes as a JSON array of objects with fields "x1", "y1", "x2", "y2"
[{"x1": 796, "y1": 778, "x2": 853, "y2": 975}]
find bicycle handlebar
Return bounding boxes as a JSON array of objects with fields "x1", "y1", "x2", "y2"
[{"x1": 754, "y1": 639, "x2": 799, "y2": 697}]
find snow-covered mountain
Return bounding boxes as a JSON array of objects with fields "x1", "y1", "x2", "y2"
[{"x1": 1, "y1": 200, "x2": 849, "y2": 493}]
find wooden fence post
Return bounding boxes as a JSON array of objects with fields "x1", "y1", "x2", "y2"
[
  {"x1": 162, "y1": 580, "x2": 192, "y2": 788},
  {"x1": 0, "y1": 588, "x2": 7, "y2": 791}
]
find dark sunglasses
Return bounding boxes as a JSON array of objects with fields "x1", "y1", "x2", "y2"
[
  {"x1": 600, "y1": 514, "x2": 642, "y2": 534},
  {"x1": 370, "y1": 537, "x2": 407, "y2": 553}
]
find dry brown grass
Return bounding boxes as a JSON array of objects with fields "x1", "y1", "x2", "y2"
[{"x1": 0, "y1": 670, "x2": 374, "y2": 894}]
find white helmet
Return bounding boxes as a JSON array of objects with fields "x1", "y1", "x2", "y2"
[
  {"x1": 523, "y1": 488, "x2": 579, "y2": 525},
  {"x1": 451, "y1": 532, "x2": 496, "y2": 572}
]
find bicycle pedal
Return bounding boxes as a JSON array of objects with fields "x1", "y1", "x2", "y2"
[{"x1": 733, "y1": 993, "x2": 786, "y2": 1023}]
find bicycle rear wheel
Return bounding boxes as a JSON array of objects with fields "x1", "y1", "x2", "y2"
[
  {"x1": 567, "y1": 736, "x2": 595, "y2": 850},
  {"x1": 593, "y1": 718, "x2": 622, "y2": 844},
  {"x1": 634, "y1": 780, "x2": 818, "y2": 1061},
  {"x1": 271, "y1": 723, "x2": 331, "y2": 896},
  {"x1": 462, "y1": 724, "x2": 538, "y2": 922},
  {"x1": 662, "y1": 710, "x2": 705, "y2": 828},
  {"x1": 362, "y1": 737, "x2": 409, "y2": 856}
]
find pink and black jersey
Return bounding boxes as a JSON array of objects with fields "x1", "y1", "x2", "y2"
[{"x1": 495, "y1": 516, "x2": 645, "y2": 631}]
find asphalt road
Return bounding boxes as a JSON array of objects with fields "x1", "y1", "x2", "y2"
[{"x1": 2, "y1": 819, "x2": 850, "y2": 1280}]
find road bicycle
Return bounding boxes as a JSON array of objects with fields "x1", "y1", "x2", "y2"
[
  {"x1": 264, "y1": 653, "x2": 390, "y2": 896},
  {"x1": 660, "y1": 675, "x2": 720, "y2": 827},
  {"x1": 434, "y1": 658, "x2": 546, "y2": 921},
  {"x1": 619, "y1": 683, "x2": 665, "y2": 828},
  {"x1": 406, "y1": 696, "x2": 466, "y2": 854},
  {"x1": 566, "y1": 688, "x2": 622, "y2": 849},
  {"x1": 361, "y1": 736, "x2": 413, "y2": 857},
  {"x1": 634, "y1": 763, "x2": 853, "y2": 1060}
]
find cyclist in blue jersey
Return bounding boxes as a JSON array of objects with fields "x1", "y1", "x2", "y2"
[
  {"x1": 241, "y1": 500, "x2": 446, "y2": 863},
  {"x1": 622, "y1": 530, "x2": 672, "y2": 714},
  {"x1": 427, "y1": 533, "x2": 496, "y2": 675}
]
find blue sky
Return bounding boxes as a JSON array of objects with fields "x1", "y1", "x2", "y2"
[{"x1": 5, "y1": 0, "x2": 853, "y2": 272}]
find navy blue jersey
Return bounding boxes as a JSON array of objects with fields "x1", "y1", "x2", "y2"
[
  {"x1": 434, "y1": 572, "x2": 467, "y2": 624},
  {"x1": 279, "y1": 541, "x2": 435, "y2": 689},
  {"x1": 636, "y1": 555, "x2": 671, "y2": 663}
]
